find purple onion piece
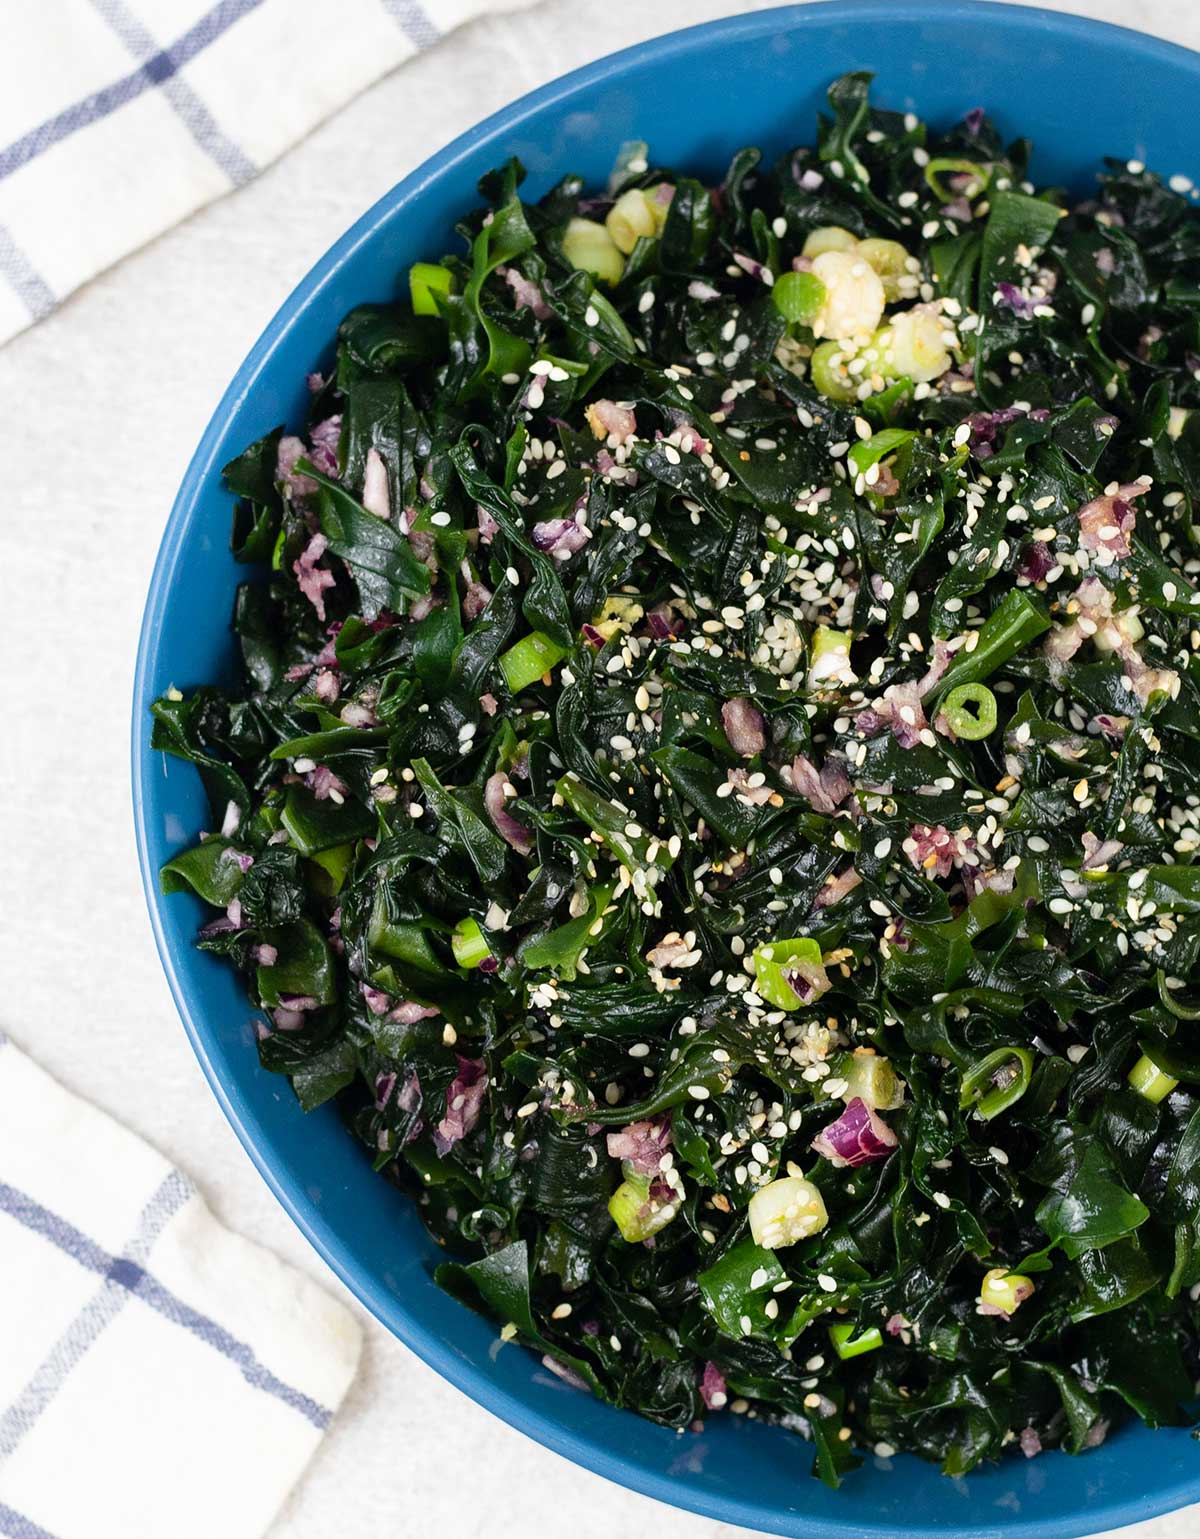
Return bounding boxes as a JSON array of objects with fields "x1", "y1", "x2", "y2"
[
  {"x1": 485, "y1": 771, "x2": 533, "y2": 855},
  {"x1": 433, "y1": 1057, "x2": 487, "y2": 1154},
  {"x1": 606, "y1": 1116, "x2": 672, "y2": 1176},
  {"x1": 810, "y1": 1098, "x2": 898, "y2": 1168},
  {"x1": 721, "y1": 697, "x2": 766, "y2": 757}
]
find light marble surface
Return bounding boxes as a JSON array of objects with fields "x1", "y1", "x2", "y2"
[{"x1": 5, "y1": 2, "x2": 1199, "y2": 1535}]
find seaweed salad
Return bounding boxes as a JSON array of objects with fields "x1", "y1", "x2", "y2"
[{"x1": 152, "y1": 74, "x2": 1200, "y2": 1483}]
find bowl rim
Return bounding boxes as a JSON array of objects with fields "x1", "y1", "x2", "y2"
[{"x1": 132, "y1": 5, "x2": 1200, "y2": 1535}]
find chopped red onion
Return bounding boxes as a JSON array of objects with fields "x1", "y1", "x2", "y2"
[
  {"x1": 476, "y1": 504, "x2": 499, "y2": 544},
  {"x1": 361, "y1": 984, "x2": 391, "y2": 1016},
  {"x1": 1093, "y1": 712, "x2": 1128, "y2": 739},
  {"x1": 815, "y1": 866, "x2": 863, "y2": 909},
  {"x1": 503, "y1": 266, "x2": 552, "y2": 319},
  {"x1": 531, "y1": 516, "x2": 591, "y2": 560},
  {"x1": 700, "y1": 1361, "x2": 728, "y2": 1410},
  {"x1": 1019, "y1": 541, "x2": 1055, "y2": 582},
  {"x1": 276, "y1": 435, "x2": 316, "y2": 498},
  {"x1": 340, "y1": 699, "x2": 380, "y2": 728},
  {"x1": 721, "y1": 697, "x2": 766, "y2": 757},
  {"x1": 965, "y1": 406, "x2": 1023, "y2": 458},
  {"x1": 606, "y1": 1116, "x2": 672, "y2": 1176},
  {"x1": 645, "y1": 604, "x2": 682, "y2": 640},
  {"x1": 1019, "y1": 1427, "x2": 1043, "y2": 1459},
  {"x1": 784, "y1": 957, "x2": 830, "y2": 1003},
  {"x1": 1081, "y1": 830, "x2": 1123, "y2": 869},
  {"x1": 294, "y1": 532, "x2": 336, "y2": 622},
  {"x1": 811, "y1": 1097, "x2": 898, "y2": 1168},
  {"x1": 375, "y1": 1071, "x2": 397, "y2": 1109},
  {"x1": 485, "y1": 771, "x2": 533, "y2": 855},
  {"x1": 905, "y1": 822, "x2": 971, "y2": 880},
  {"x1": 433, "y1": 1056, "x2": 488, "y2": 1154},
  {"x1": 306, "y1": 765, "x2": 349, "y2": 801},
  {"x1": 479, "y1": 692, "x2": 499, "y2": 715},
  {"x1": 995, "y1": 281, "x2": 1039, "y2": 319},
  {"x1": 1077, "y1": 481, "x2": 1146, "y2": 562},
  {"x1": 387, "y1": 1001, "x2": 440, "y2": 1025},
  {"x1": 313, "y1": 669, "x2": 340, "y2": 705},
  {"x1": 857, "y1": 679, "x2": 927, "y2": 749},
  {"x1": 733, "y1": 251, "x2": 771, "y2": 284},
  {"x1": 461, "y1": 559, "x2": 492, "y2": 620},
  {"x1": 724, "y1": 767, "x2": 774, "y2": 806},
  {"x1": 308, "y1": 415, "x2": 342, "y2": 476},
  {"x1": 885, "y1": 1312, "x2": 910, "y2": 1336},
  {"x1": 361, "y1": 448, "x2": 390, "y2": 518},
  {"x1": 785, "y1": 752, "x2": 852, "y2": 814},
  {"x1": 398, "y1": 1070, "x2": 421, "y2": 1112},
  {"x1": 252, "y1": 943, "x2": 278, "y2": 967},
  {"x1": 962, "y1": 864, "x2": 1016, "y2": 900}
]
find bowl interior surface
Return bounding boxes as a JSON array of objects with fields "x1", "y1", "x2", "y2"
[{"x1": 133, "y1": 5, "x2": 1200, "y2": 1535}]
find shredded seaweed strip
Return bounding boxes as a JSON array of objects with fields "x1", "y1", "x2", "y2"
[{"x1": 152, "y1": 75, "x2": 1200, "y2": 1483}]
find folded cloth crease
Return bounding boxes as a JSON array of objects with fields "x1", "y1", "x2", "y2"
[
  {"x1": 0, "y1": 0, "x2": 536, "y2": 347},
  {"x1": 0, "y1": 1030, "x2": 363, "y2": 1539}
]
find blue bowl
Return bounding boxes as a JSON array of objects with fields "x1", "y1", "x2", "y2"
[{"x1": 133, "y1": 5, "x2": 1200, "y2": 1533}]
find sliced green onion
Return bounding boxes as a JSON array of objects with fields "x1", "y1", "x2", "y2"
[
  {"x1": 751, "y1": 937, "x2": 828, "y2": 1011},
  {"x1": 499, "y1": 630, "x2": 568, "y2": 693},
  {"x1": 562, "y1": 217, "x2": 624, "y2": 285},
  {"x1": 772, "y1": 270, "x2": 826, "y2": 325},
  {"x1": 609, "y1": 1170, "x2": 679, "y2": 1242},
  {"x1": 828, "y1": 1322, "x2": 883, "y2": 1359},
  {"x1": 924, "y1": 156, "x2": 988, "y2": 203},
  {"x1": 451, "y1": 916, "x2": 492, "y2": 970},
  {"x1": 979, "y1": 1268, "x2": 1034, "y2": 1314},
  {"x1": 942, "y1": 683, "x2": 998, "y2": 740},
  {"x1": 960, "y1": 1046, "x2": 1033, "y2": 1120},
  {"x1": 409, "y1": 261, "x2": 454, "y2": 316},
  {"x1": 932, "y1": 590, "x2": 1051, "y2": 696},
  {"x1": 1128, "y1": 1052, "x2": 1179, "y2": 1103},
  {"x1": 810, "y1": 340, "x2": 859, "y2": 402},
  {"x1": 1156, "y1": 969, "x2": 1200, "y2": 1021}
]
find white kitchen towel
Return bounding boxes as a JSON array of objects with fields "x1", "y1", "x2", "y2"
[
  {"x1": 0, "y1": 0, "x2": 537, "y2": 347},
  {"x1": 0, "y1": 1030, "x2": 363, "y2": 1539}
]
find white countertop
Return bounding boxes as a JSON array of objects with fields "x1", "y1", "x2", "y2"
[{"x1": 6, "y1": 2, "x2": 1199, "y2": 1535}]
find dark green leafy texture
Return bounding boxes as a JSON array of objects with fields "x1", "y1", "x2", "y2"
[{"x1": 151, "y1": 75, "x2": 1200, "y2": 1487}]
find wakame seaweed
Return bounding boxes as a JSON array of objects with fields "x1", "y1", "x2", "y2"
[{"x1": 152, "y1": 75, "x2": 1200, "y2": 1483}]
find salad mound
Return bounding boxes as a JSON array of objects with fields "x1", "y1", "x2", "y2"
[{"x1": 152, "y1": 74, "x2": 1200, "y2": 1483}]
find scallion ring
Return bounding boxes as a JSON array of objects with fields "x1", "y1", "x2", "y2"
[{"x1": 942, "y1": 682, "x2": 998, "y2": 740}]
